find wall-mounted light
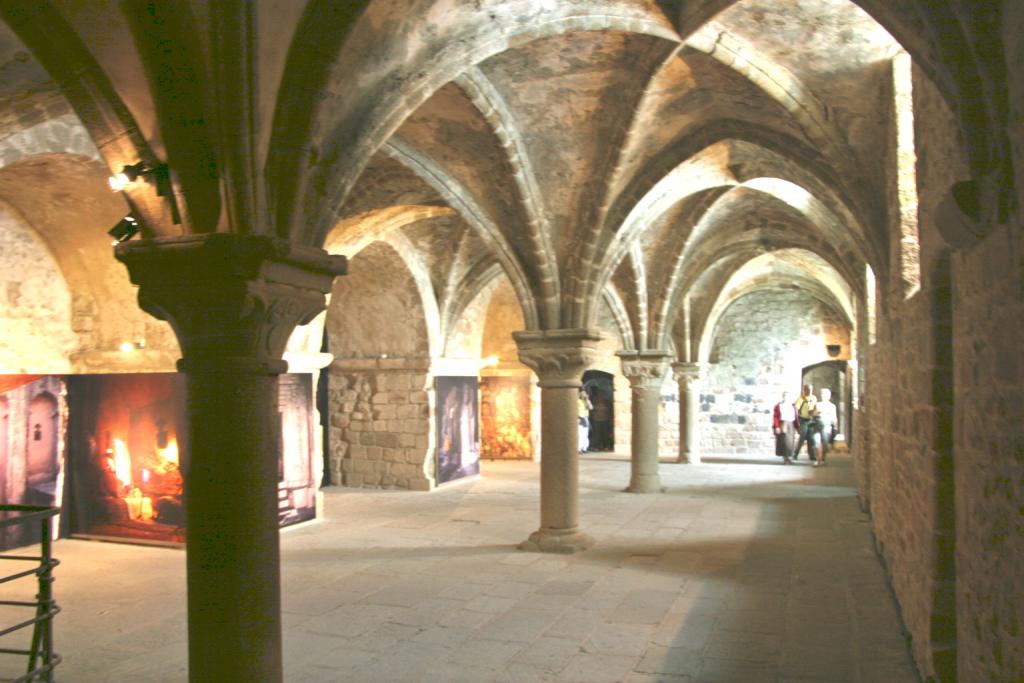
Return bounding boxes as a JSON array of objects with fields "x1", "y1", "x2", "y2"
[
  {"x1": 118, "y1": 339, "x2": 146, "y2": 354},
  {"x1": 108, "y1": 162, "x2": 149, "y2": 192},
  {"x1": 108, "y1": 215, "x2": 140, "y2": 245},
  {"x1": 480, "y1": 355, "x2": 499, "y2": 368},
  {"x1": 107, "y1": 162, "x2": 182, "y2": 225}
]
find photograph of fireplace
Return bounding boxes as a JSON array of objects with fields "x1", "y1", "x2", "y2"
[
  {"x1": 65, "y1": 373, "x2": 317, "y2": 546},
  {"x1": 65, "y1": 373, "x2": 187, "y2": 545},
  {"x1": 480, "y1": 376, "x2": 531, "y2": 460},
  {"x1": 0, "y1": 375, "x2": 66, "y2": 550}
]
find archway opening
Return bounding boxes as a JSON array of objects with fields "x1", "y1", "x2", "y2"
[{"x1": 582, "y1": 370, "x2": 615, "y2": 452}]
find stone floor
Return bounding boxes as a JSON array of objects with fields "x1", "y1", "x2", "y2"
[{"x1": 0, "y1": 450, "x2": 920, "y2": 682}]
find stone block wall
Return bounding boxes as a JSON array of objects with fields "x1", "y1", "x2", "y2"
[
  {"x1": 700, "y1": 288, "x2": 850, "y2": 455},
  {"x1": 0, "y1": 205, "x2": 75, "y2": 373},
  {"x1": 327, "y1": 359, "x2": 433, "y2": 490},
  {"x1": 858, "y1": 60, "x2": 967, "y2": 682},
  {"x1": 951, "y1": 223, "x2": 1024, "y2": 683}
]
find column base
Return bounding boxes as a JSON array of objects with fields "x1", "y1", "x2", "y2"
[
  {"x1": 626, "y1": 475, "x2": 665, "y2": 493},
  {"x1": 677, "y1": 454, "x2": 701, "y2": 464},
  {"x1": 518, "y1": 528, "x2": 594, "y2": 554}
]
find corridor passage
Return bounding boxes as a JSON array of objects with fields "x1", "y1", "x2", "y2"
[{"x1": 19, "y1": 453, "x2": 917, "y2": 682}]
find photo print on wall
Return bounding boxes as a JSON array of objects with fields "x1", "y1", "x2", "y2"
[{"x1": 435, "y1": 376, "x2": 480, "y2": 484}]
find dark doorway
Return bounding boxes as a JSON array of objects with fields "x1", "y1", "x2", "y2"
[{"x1": 582, "y1": 370, "x2": 614, "y2": 451}]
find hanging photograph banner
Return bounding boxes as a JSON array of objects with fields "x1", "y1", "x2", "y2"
[
  {"x1": 0, "y1": 375, "x2": 67, "y2": 550},
  {"x1": 480, "y1": 376, "x2": 531, "y2": 460},
  {"x1": 435, "y1": 376, "x2": 480, "y2": 484},
  {"x1": 64, "y1": 373, "x2": 317, "y2": 546}
]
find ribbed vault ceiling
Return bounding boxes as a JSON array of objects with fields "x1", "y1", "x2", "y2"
[{"x1": 0, "y1": 0, "x2": 916, "y2": 353}]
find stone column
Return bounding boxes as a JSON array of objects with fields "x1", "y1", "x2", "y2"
[
  {"x1": 619, "y1": 351, "x2": 670, "y2": 492},
  {"x1": 673, "y1": 362, "x2": 703, "y2": 464},
  {"x1": 513, "y1": 328, "x2": 601, "y2": 553},
  {"x1": 116, "y1": 234, "x2": 346, "y2": 683}
]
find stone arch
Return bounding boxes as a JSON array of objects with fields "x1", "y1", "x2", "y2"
[
  {"x1": 674, "y1": 0, "x2": 1010, "y2": 220},
  {"x1": 593, "y1": 134, "x2": 878, "y2": 330},
  {"x1": 444, "y1": 264, "x2": 504, "y2": 360},
  {"x1": 272, "y1": 0, "x2": 678, "y2": 243},
  {"x1": 0, "y1": 154, "x2": 178, "y2": 372},
  {"x1": 698, "y1": 283, "x2": 853, "y2": 456},
  {"x1": 0, "y1": 115, "x2": 100, "y2": 167},
  {"x1": 481, "y1": 278, "x2": 527, "y2": 368},
  {"x1": 696, "y1": 250, "x2": 856, "y2": 365},
  {"x1": 0, "y1": 5, "x2": 168, "y2": 233}
]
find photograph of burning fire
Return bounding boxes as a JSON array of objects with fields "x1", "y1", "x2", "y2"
[
  {"x1": 64, "y1": 373, "x2": 318, "y2": 545},
  {"x1": 480, "y1": 377, "x2": 531, "y2": 460},
  {"x1": 65, "y1": 374, "x2": 187, "y2": 544}
]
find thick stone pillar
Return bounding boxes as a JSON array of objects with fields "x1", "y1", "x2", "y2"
[
  {"x1": 513, "y1": 329, "x2": 601, "y2": 553},
  {"x1": 116, "y1": 234, "x2": 346, "y2": 683},
  {"x1": 619, "y1": 351, "x2": 670, "y2": 492},
  {"x1": 673, "y1": 362, "x2": 703, "y2": 464}
]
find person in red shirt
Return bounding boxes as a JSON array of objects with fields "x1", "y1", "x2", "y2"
[{"x1": 772, "y1": 390, "x2": 799, "y2": 464}]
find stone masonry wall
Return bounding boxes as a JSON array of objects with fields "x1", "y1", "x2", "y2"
[
  {"x1": 950, "y1": 8, "x2": 1024, "y2": 680},
  {"x1": 701, "y1": 287, "x2": 850, "y2": 455},
  {"x1": 0, "y1": 205, "x2": 75, "y2": 373},
  {"x1": 327, "y1": 359, "x2": 432, "y2": 491},
  {"x1": 859, "y1": 61, "x2": 972, "y2": 682},
  {"x1": 951, "y1": 222, "x2": 1024, "y2": 683}
]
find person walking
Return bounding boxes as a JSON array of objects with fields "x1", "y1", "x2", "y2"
[
  {"x1": 772, "y1": 390, "x2": 798, "y2": 464},
  {"x1": 793, "y1": 384, "x2": 819, "y2": 463},
  {"x1": 816, "y1": 387, "x2": 838, "y2": 464},
  {"x1": 577, "y1": 389, "x2": 592, "y2": 453}
]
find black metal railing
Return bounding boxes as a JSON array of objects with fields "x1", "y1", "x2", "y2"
[{"x1": 0, "y1": 506, "x2": 60, "y2": 683}]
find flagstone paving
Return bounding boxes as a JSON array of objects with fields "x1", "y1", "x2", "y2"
[{"x1": 1, "y1": 450, "x2": 919, "y2": 682}]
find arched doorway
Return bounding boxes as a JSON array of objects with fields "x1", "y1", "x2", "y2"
[
  {"x1": 582, "y1": 370, "x2": 614, "y2": 452},
  {"x1": 802, "y1": 359, "x2": 852, "y2": 443}
]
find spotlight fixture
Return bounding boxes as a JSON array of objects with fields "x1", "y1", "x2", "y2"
[
  {"x1": 108, "y1": 215, "x2": 140, "y2": 245},
  {"x1": 108, "y1": 162, "x2": 149, "y2": 192},
  {"x1": 107, "y1": 161, "x2": 182, "y2": 226}
]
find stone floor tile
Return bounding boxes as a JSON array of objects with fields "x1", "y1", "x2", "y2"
[
  {"x1": 464, "y1": 595, "x2": 519, "y2": 614},
  {"x1": 624, "y1": 672, "x2": 692, "y2": 683},
  {"x1": 443, "y1": 637, "x2": 526, "y2": 669},
  {"x1": 584, "y1": 622, "x2": 658, "y2": 655},
  {"x1": 633, "y1": 644, "x2": 703, "y2": 677},
  {"x1": 477, "y1": 607, "x2": 563, "y2": 643},
  {"x1": 606, "y1": 589, "x2": 678, "y2": 625},
  {"x1": 557, "y1": 653, "x2": 640, "y2": 683},
  {"x1": 704, "y1": 630, "x2": 783, "y2": 663},
  {"x1": 544, "y1": 607, "x2": 603, "y2": 641},
  {"x1": 32, "y1": 454, "x2": 922, "y2": 683},
  {"x1": 694, "y1": 656, "x2": 779, "y2": 683},
  {"x1": 493, "y1": 661, "x2": 563, "y2": 682}
]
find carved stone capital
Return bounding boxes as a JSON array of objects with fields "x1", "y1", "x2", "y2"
[
  {"x1": 116, "y1": 234, "x2": 347, "y2": 374},
  {"x1": 512, "y1": 329, "x2": 603, "y2": 387},
  {"x1": 618, "y1": 351, "x2": 671, "y2": 391},
  {"x1": 672, "y1": 361, "x2": 704, "y2": 388}
]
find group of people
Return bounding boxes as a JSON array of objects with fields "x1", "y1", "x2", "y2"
[{"x1": 772, "y1": 384, "x2": 837, "y2": 466}]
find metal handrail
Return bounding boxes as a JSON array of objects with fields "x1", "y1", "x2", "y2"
[{"x1": 0, "y1": 505, "x2": 60, "y2": 683}]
